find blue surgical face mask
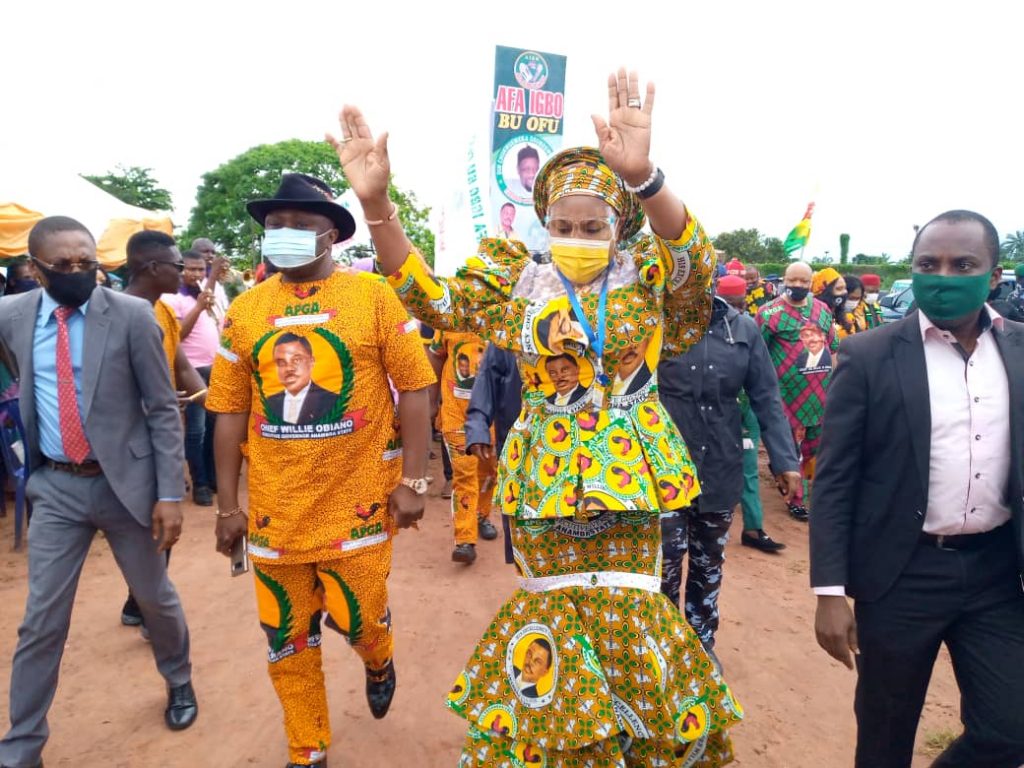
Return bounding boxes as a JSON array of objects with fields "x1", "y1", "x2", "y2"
[{"x1": 261, "y1": 227, "x2": 329, "y2": 269}]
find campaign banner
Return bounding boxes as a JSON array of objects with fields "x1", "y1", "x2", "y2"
[{"x1": 490, "y1": 45, "x2": 567, "y2": 254}]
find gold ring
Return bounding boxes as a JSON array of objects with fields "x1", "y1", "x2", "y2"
[{"x1": 338, "y1": 136, "x2": 353, "y2": 144}]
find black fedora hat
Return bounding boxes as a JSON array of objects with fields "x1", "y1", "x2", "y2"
[{"x1": 246, "y1": 173, "x2": 356, "y2": 243}]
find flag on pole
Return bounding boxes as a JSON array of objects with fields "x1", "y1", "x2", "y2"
[{"x1": 783, "y1": 202, "x2": 815, "y2": 254}]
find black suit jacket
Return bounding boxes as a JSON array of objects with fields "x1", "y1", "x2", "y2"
[
  {"x1": 810, "y1": 310, "x2": 1024, "y2": 602},
  {"x1": 266, "y1": 382, "x2": 338, "y2": 425}
]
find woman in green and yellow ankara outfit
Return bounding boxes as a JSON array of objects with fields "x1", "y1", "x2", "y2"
[{"x1": 330, "y1": 68, "x2": 743, "y2": 767}]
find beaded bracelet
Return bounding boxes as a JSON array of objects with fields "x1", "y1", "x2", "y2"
[
  {"x1": 365, "y1": 203, "x2": 398, "y2": 226},
  {"x1": 622, "y1": 164, "x2": 658, "y2": 194},
  {"x1": 215, "y1": 506, "x2": 247, "y2": 519},
  {"x1": 636, "y1": 167, "x2": 665, "y2": 200}
]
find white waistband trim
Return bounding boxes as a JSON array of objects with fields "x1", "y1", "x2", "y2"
[{"x1": 519, "y1": 571, "x2": 661, "y2": 593}]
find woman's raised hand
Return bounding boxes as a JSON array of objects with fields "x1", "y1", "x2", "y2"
[
  {"x1": 327, "y1": 105, "x2": 391, "y2": 202},
  {"x1": 591, "y1": 68, "x2": 655, "y2": 186}
]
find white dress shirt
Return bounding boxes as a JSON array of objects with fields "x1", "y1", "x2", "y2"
[
  {"x1": 283, "y1": 383, "x2": 311, "y2": 424},
  {"x1": 814, "y1": 306, "x2": 1011, "y2": 597}
]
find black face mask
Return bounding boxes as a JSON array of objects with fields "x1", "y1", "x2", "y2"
[
  {"x1": 785, "y1": 285, "x2": 809, "y2": 302},
  {"x1": 832, "y1": 292, "x2": 847, "y2": 308},
  {"x1": 35, "y1": 262, "x2": 97, "y2": 308}
]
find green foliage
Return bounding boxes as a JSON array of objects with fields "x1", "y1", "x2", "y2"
[
  {"x1": 180, "y1": 139, "x2": 434, "y2": 269},
  {"x1": 839, "y1": 233, "x2": 850, "y2": 265},
  {"x1": 1001, "y1": 230, "x2": 1024, "y2": 262},
  {"x1": 81, "y1": 165, "x2": 173, "y2": 211},
  {"x1": 713, "y1": 228, "x2": 788, "y2": 264}
]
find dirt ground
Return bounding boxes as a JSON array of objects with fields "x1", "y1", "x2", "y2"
[{"x1": 0, "y1": 452, "x2": 961, "y2": 768}]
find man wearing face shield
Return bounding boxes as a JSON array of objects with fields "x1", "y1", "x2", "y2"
[
  {"x1": 757, "y1": 261, "x2": 839, "y2": 521},
  {"x1": 334, "y1": 68, "x2": 742, "y2": 766},
  {"x1": 205, "y1": 174, "x2": 435, "y2": 767}
]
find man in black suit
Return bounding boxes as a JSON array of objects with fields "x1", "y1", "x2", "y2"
[
  {"x1": 266, "y1": 332, "x2": 338, "y2": 425},
  {"x1": 810, "y1": 210, "x2": 1024, "y2": 768}
]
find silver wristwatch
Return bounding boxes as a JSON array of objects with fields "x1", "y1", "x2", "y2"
[{"x1": 400, "y1": 477, "x2": 429, "y2": 495}]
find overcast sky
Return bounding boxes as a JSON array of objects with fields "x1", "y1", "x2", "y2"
[{"x1": 3, "y1": 0, "x2": 1021, "y2": 260}]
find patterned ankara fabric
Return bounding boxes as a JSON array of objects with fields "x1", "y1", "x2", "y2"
[
  {"x1": 810, "y1": 268, "x2": 841, "y2": 297},
  {"x1": 449, "y1": 514, "x2": 740, "y2": 766},
  {"x1": 206, "y1": 270, "x2": 436, "y2": 565},
  {"x1": 532, "y1": 147, "x2": 646, "y2": 242},
  {"x1": 756, "y1": 297, "x2": 838, "y2": 431},
  {"x1": 447, "y1": 436, "x2": 497, "y2": 545},
  {"x1": 743, "y1": 281, "x2": 774, "y2": 317},
  {"x1": 432, "y1": 331, "x2": 497, "y2": 545},
  {"x1": 153, "y1": 299, "x2": 181, "y2": 388},
  {"x1": 253, "y1": 543, "x2": 393, "y2": 765},
  {"x1": 385, "y1": 205, "x2": 740, "y2": 764}
]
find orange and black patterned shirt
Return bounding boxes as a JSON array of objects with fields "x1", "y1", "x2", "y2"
[
  {"x1": 206, "y1": 270, "x2": 436, "y2": 564},
  {"x1": 153, "y1": 299, "x2": 180, "y2": 388},
  {"x1": 430, "y1": 330, "x2": 487, "y2": 437}
]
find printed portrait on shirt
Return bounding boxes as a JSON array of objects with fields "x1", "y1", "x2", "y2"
[
  {"x1": 450, "y1": 338, "x2": 485, "y2": 397},
  {"x1": 521, "y1": 352, "x2": 595, "y2": 408},
  {"x1": 610, "y1": 324, "x2": 662, "y2": 397},
  {"x1": 505, "y1": 624, "x2": 558, "y2": 708},
  {"x1": 253, "y1": 329, "x2": 364, "y2": 439},
  {"x1": 795, "y1": 323, "x2": 832, "y2": 374},
  {"x1": 526, "y1": 299, "x2": 588, "y2": 358}
]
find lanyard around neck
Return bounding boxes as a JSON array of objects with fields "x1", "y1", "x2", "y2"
[{"x1": 555, "y1": 269, "x2": 610, "y2": 383}]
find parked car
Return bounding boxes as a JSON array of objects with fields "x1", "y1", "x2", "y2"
[{"x1": 879, "y1": 276, "x2": 1018, "y2": 324}]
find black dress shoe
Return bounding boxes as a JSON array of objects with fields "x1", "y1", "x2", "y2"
[
  {"x1": 192, "y1": 486, "x2": 214, "y2": 506},
  {"x1": 121, "y1": 594, "x2": 143, "y2": 626},
  {"x1": 741, "y1": 529, "x2": 786, "y2": 553},
  {"x1": 365, "y1": 660, "x2": 396, "y2": 719},
  {"x1": 787, "y1": 501, "x2": 809, "y2": 522},
  {"x1": 451, "y1": 543, "x2": 477, "y2": 564},
  {"x1": 165, "y1": 681, "x2": 198, "y2": 731},
  {"x1": 478, "y1": 518, "x2": 498, "y2": 541}
]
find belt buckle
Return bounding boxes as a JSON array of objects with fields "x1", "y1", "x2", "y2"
[{"x1": 936, "y1": 534, "x2": 955, "y2": 551}]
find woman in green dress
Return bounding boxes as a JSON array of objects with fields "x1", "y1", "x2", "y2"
[{"x1": 331, "y1": 68, "x2": 742, "y2": 767}]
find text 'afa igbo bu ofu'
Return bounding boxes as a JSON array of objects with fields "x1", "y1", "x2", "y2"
[{"x1": 377, "y1": 137, "x2": 744, "y2": 763}]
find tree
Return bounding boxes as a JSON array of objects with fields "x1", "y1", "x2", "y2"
[
  {"x1": 839, "y1": 233, "x2": 850, "y2": 265},
  {"x1": 81, "y1": 165, "x2": 173, "y2": 211},
  {"x1": 764, "y1": 236, "x2": 788, "y2": 263},
  {"x1": 713, "y1": 228, "x2": 790, "y2": 264},
  {"x1": 1001, "y1": 230, "x2": 1024, "y2": 262},
  {"x1": 181, "y1": 139, "x2": 434, "y2": 267}
]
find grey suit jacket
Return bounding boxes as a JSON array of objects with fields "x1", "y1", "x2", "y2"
[{"x1": 0, "y1": 287, "x2": 186, "y2": 525}]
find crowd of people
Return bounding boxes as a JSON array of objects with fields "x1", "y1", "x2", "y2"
[{"x1": 0, "y1": 66, "x2": 1022, "y2": 768}]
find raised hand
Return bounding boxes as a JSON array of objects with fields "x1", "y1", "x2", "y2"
[
  {"x1": 326, "y1": 105, "x2": 391, "y2": 202},
  {"x1": 591, "y1": 68, "x2": 655, "y2": 186}
]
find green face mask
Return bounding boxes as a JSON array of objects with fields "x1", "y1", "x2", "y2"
[{"x1": 912, "y1": 271, "x2": 992, "y2": 322}]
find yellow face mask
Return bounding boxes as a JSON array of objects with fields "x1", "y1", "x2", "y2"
[{"x1": 550, "y1": 238, "x2": 612, "y2": 285}]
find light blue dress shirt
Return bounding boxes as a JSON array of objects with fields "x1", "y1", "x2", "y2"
[{"x1": 34, "y1": 291, "x2": 89, "y2": 462}]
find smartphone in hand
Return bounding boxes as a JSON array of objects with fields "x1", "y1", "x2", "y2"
[{"x1": 230, "y1": 536, "x2": 249, "y2": 577}]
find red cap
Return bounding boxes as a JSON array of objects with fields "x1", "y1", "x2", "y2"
[
  {"x1": 725, "y1": 259, "x2": 746, "y2": 276},
  {"x1": 861, "y1": 273, "x2": 881, "y2": 289},
  {"x1": 717, "y1": 275, "x2": 747, "y2": 297}
]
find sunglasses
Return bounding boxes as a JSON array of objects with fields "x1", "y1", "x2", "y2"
[{"x1": 150, "y1": 260, "x2": 185, "y2": 272}]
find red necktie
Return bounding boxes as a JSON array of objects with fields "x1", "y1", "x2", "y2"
[{"x1": 55, "y1": 306, "x2": 92, "y2": 464}]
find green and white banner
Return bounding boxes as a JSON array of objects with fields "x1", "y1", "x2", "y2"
[{"x1": 490, "y1": 45, "x2": 567, "y2": 254}]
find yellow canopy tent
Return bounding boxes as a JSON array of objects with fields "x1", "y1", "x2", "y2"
[
  {"x1": 0, "y1": 203, "x2": 44, "y2": 258},
  {"x1": 0, "y1": 170, "x2": 173, "y2": 269}
]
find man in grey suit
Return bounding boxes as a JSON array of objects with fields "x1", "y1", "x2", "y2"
[{"x1": 0, "y1": 216, "x2": 197, "y2": 768}]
